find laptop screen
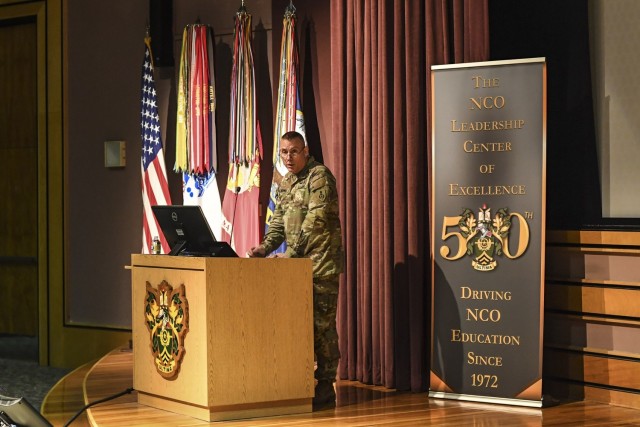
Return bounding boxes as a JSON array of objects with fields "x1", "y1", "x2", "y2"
[{"x1": 151, "y1": 205, "x2": 237, "y2": 257}]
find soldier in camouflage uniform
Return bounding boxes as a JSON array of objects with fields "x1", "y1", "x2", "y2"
[{"x1": 247, "y1": 131, "x2": 344, "y2": 410}]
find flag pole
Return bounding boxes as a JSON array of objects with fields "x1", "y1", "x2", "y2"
[{"x1": 285, "y1": 0, "x2": 296, "y2": 16}]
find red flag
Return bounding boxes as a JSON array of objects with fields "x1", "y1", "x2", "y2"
[
  {"x1": 221, "y1": 158, "x2": 262, "y2": 256},
  {"x1": 189, "y1": 29, "x2": 203, "y2": 173}
]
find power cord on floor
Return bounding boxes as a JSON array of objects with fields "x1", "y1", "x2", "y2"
[{"x1": 63, "y1": 387, "x2": 134, "y2": 427}]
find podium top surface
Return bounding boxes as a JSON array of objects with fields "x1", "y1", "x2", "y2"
[{"x1": 130, "y1": 253, "x2": 312, "y2": 271}]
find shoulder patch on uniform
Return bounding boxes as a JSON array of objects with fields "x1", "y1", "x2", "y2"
[{"x1": 310, "y1": 174, "x2": 328, "y2": 192}]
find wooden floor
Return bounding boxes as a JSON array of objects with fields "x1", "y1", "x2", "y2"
[{"x1": 42, "y1": 348, "x2": 640, "y2": 426}]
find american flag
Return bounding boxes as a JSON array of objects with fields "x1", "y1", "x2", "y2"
[{"x1": 141, "y1": 39, "x2": 172, "y2": 254}]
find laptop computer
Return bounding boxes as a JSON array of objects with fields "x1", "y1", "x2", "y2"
[{"x1": 151, "y1": 205, "x2": 237, "y2": 257}]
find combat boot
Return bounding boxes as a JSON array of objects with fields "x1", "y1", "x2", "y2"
[{"x1": 312, "y1": 380, "x2": 336, "y2": 410}]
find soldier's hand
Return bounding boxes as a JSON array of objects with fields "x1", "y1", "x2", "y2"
[
  {"x1": 246, "y1": 246, "x2": 266, "y2": 258},
  {"x1": 271, "y1": 252, "x2": 288, "y2": 258}
]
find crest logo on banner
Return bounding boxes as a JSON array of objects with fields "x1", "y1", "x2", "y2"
[
  {"x1": 440, "y1": 204, "x2": 530, "y2": 271},
  {"x1": 144, "y1": 280, "x2": 189, "y2": 378}
]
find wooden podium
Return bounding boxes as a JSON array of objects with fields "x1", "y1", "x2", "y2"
[{"x1": 130, "y1": 254, "x2": 314, "y2": 422}]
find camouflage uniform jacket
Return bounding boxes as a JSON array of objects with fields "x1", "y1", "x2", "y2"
[{"x1": 261, "y1": 157, "x2": 344, "y2": 278}]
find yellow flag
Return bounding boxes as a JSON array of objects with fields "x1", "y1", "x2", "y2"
[{"x1": 174, "y1": 27, "x2": 189, "y2": 172}]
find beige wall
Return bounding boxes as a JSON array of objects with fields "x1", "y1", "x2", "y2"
[
  {"x1": 50, "y1": 0, "x2": 332, "y2": 366},
  {"x1": 64, "y1": 0, "x2": 272, "y2": 328},
  {"x1": 65, "y1": 0, "x2": 151, "y2": 328},
  {"x1": 589, "y1": 0, "x2": 640, "y2": 218}
]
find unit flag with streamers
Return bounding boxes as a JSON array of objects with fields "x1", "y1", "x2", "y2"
[
  {"x1": 220, "y1": 5, "x2": 263, "y2": 257},
  {"x1": 265, "y1": 4, "x2": 306, "y2": 254},
  {"x1": 175, "y1": 24, "x2": 222, "y2": 240}
]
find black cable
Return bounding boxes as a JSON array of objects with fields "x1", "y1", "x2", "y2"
[{"x1": 63, "y1": 387, "x2": 134, "y2": 427}]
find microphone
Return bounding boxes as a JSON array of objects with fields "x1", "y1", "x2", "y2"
[{"x1": 229, "y1": 186, "x2": 241, "y2": 246}]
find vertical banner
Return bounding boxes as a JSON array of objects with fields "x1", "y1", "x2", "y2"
[{"x1": 430, "y1": 58, "x2": 546, "y2": 407}]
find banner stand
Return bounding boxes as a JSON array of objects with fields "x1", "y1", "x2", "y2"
[{"x1": 430, "y1": 58, "x2": 546, "y2": 408}]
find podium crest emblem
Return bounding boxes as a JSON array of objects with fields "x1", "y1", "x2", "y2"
[{"x1": 144, "y1": 280, "x2": 189, "y2": 378}]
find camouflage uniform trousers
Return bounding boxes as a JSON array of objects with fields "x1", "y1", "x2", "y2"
[{"x1": 313, "y1": 274, "x2": 340, "y2": 383}]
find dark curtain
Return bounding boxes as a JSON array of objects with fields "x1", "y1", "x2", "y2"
[{"x1": 330, "y1": 0, "x2": 489, "y2": 391}]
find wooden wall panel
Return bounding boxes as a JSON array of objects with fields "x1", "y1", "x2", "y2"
[
  {"x1": 0, "y1": 17, "x2": 38, "y2": 336},
  {"x1": 545, "y1": 348, "x2": 640, "y2": 390},
  {"x1": 545, "y1": 230, "x2": 640, "y2": 409},
  {"x1": 0, "y1": 264, "x2": 37, "y2": 334},
  {"x1": 544, "y1": 378, "x2": 640, "y2": 409},
  {"x1": 545, "y1": 314, "x2": 640, "y2": 356},
  {"x1": 546, "y1": 284, "x2": 640, "y2": 318},
  {"x1": 547, "y1": 248, "x2": 640, "y2": 285}
]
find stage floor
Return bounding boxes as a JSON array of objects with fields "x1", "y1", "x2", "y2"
[{"x1": 42, "y1": 348, "x2": 640, "y2": 426}]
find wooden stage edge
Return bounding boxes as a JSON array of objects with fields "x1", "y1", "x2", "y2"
[{"x1": 42, "y1": 347, "x2": 640, "y2": 426}]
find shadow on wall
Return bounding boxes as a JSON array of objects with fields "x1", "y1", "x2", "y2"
[
  {"x1": 214, "y1": 34, "x2": 232, "y2": 199},
  {"x1": 156, "y1": 66, "x2": 181, "y2": 204},
  {"x1": 489, "y1": 0, "x2": 602, "y2": 229},
  {"x1": 254, "y1": 19, "x2": 275, "y2": 222},
  {"x1": 301, "y1": 18, "x2": 323, "y2": 164}
]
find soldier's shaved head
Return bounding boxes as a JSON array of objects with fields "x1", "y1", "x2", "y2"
[
  {"x1": 280, "y1": 131, "x2": 309, "y2": 174},
  {"x1": 281, "y1": 131, "x2": 306, "y2": 147}
]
